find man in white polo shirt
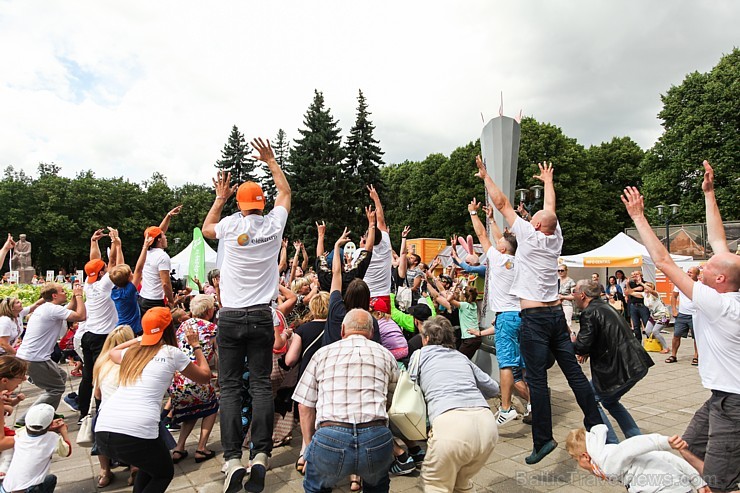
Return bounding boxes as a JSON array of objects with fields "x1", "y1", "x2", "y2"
[
  {"x1": 16, "y1": 283, "x2": 86, "y2": 425},
  {"x1": 363, "y1": 184, "x2": 393, "y2": 313},
  {"x1": 138, "y1": 205, "x2": 181, "y2": 314},
  {"x1": 203, "y1": 137, "x2": 290, "y2": 493},
  {"x1": 475, "y1": 156, "x2": 602, "y2": 465},
  {"x1": 622, "y1": 160, "x2": 740, "y2": 493}
]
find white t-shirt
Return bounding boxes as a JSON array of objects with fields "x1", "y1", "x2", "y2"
[
  {"x1": 486, "y1": 246, "x2": 520, "y2": 312},
  {"x1": 0, "y1": 306, "x2": 29, "y2": 353},
  {"x1": 96, "y1": 363, "x2": 121, "y2": 403},
  {"x1": 83, "y1": 273, "x2": 118, "y2": 335},
  {"x1": 16, "y1": 303, "x2": 73, "y2": 362},
  {"x1": 95, "y1": 345, "x2": 191, "y2": 439},
  {"x1": 509, "y1": 217, "x2": 563, "y2": 303},
  {"x1": 139, "y1": 248, "x2": 171, "y2": 300},
  {"x1": 673, "y1": 286, "x2": 696, "y2": 316},
  {"x1": 2, "y1": 429, "x2": 70, "y2": 492},
  {"x1": 691, "y1": 282, "x2": 740, "y2": 394},
  {"x1": 363, "y1": 230, "x2": 393, "y2": 297},
  {"x1": 215, "y1": 207, "x2": 288, "y2": 308}
]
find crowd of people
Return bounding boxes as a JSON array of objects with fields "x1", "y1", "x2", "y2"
[{"x1": 0, "y1": 136, "x2": 737, "y2": 493}]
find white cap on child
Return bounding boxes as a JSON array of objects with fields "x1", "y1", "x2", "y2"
[{"x1": 25, "y1": 403, "x2": 55, "y2": 432}]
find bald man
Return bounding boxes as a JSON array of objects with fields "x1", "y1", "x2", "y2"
[
  {"x1": 622, "y1": 160, "x2": 740, "y2": 493},
  {"x1": 474, "y1": 157, "x2": 602, "y2": 465}
]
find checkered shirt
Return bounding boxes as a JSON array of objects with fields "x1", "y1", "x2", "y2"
[{"x1": 292, "y1": 334, "x2": 399, "y2": 425}]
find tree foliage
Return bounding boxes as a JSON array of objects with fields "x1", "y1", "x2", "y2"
[
  {"x1": 215, "y1": 125, "x2": 255, "y2": 215},
  {"x1": 259, "y1": 129, "x2": 288, "y2": 210}
]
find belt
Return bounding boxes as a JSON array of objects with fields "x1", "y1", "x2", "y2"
[
  {"x1": 221, "y1": 304, "x2": 271, "y2": 313},
  {"x1": 521, "y1": 305, "x2": 563, "y2": 314},
  {"x1": 318, "y1": 419, "x2": 387, "y2": 429}
]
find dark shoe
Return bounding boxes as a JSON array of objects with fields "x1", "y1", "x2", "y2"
[
  {"x1": 665, "y1": 355, "x2": 678, "y2": 363},
  {"x1": 525, "y1": 439, "x2": 558, "y2": 465},
  {"x1": 244, "y1": 463, "x2": 266, "y2": 492},
  {"x1": 172, "y1": 450, "x2": 188, "y2": 464},
  {"x1": 166, "y1": 419, "x2": 181, "y2": 431},
  {"x1": 63, "y1": 394, "x2": 80, "y2": 412},
  {"x1": 691, "y1": 357, "x2": 699, "y2": 366},
  {"x1": 294, "y1": 455, "x2": 305, "y2": 476},
  {"x1": 195, "y1": 450, "x2": 216, "y2": 463},
  {"x1": 522, "y1": 413, "x2": 533, "y2": 425},
  {"x1": 389, "y1": 456, "x2": 415, "y2": 475},
  {"x1": 410, "y1": 449, "x2": 425, "y2": 468}
]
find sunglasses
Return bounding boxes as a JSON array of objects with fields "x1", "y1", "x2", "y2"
[{"x1": 557, "y1": 269, "x2": 565, "y2": 273}]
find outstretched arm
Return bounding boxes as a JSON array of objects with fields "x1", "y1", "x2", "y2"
[
  {"x1": 701, "y1": 160, "x2": 729, "y2": 254},
  {"x1": 89, "y1": 229, "x2": 105, "y2": 261},
  {"x1": 367, "y1": 185, "x2": 387, "y2": 232},
  {"x1": 622, "y1": 187, "x2": 695, "y2": 299},
  {"x1": 278, "y1": 239, "x2": 288, "y2": 273},
  {"x1": 475, "y1": 155, "x2": 518, "y2": 227},
  {"x1": 158, "y1": 205, "x2": 182, "y2": 234},
  {"x1": 533, "y1": 161, "x2": 556, "y2": 214},
  {"x1": 132, "y1": 236, "x2": 154, "y2": 287},
  {"x1": 253, "y1": 138, "x2": 291, "y2": 213},
  {"x1": 0, "y1": 234, "x2": 14, "y2": 269},
  {"x1": 108, "y1": 228, "x2": 122, "y2": 268},
  {"x1": 364, "y1": 206, "x2": 377, "y2": 253},
  {"x1": 331, "y1": 228, "x2": 351, "y2": 293},
  {"x1": 202, "y1": 171, "x2": 237, "y2": 240},
  {"x1": 300, "y1": 242, "x2": 309, "y2": 272},
  {"x1": 468, "y1": 198, "x2": 492, "y2": 252},
  {"x1": 398, "y1": 226, "x2": 410, "y2": 279}
]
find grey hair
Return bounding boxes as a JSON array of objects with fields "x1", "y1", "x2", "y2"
[
  {"x1": 342, "y1": 308, "x2": 374, "y2": 335},
  {"x1": 189, "y1": 294, "x2": 215, "y2": 319},
  {"x1": 422, "y1": 316, "x2": 456, "y2": 349},
  {"x1": 575, "y1": 279, "x2": 602, "y2": 299}
]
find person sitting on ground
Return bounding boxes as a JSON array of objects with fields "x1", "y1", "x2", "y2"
[
  {"x1": 642, "y1": 282, "x2": 671, "y2": 353},
  {"x1": 566, "y1": 425, "x2": 708, "y2": 493},
  {"x1": 0, "y1": 356, "x2": 29, "y2": 478},
  {"x1": 2, "y1": 403, "x2": 72, "y2": 493}
]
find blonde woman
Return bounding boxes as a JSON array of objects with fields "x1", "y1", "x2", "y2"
[
  {"x1": 94, "y1": 308, "x2": 211, "y2": 493},
  {"x1": 0, "y1": 297, "x2": 44, "y2": 355},
  {"x1": 92, "y1": 325, "x2": 136, "y2": 488}
]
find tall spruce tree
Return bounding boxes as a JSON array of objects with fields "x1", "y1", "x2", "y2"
[
  {"x1": 259, "y1": 129, "x2": 288, "y2": 210},
  {"x1": 215, "y1": 125, "x2": 255, "y2": 215},
  {"x1": 288, "y1": 90, "x2": 347, "y2": 241},
  {"x1": 344, "y1": 89, "x2": 385, "y2": 233}
]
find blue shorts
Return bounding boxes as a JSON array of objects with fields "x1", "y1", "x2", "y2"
[
  {"x1": 673, "y1": 313, "x2": 693, "y2": 338},
  {"x1": 494, "y1": 311, "x2": 524, "y2": 370}
]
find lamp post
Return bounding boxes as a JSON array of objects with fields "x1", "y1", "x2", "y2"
[
  {"x1": 656, "y1": 203, "x2": 680, "y2": 252},
  {"x1": 515, "y1": 184, "x2": 544, "y2": 217}
]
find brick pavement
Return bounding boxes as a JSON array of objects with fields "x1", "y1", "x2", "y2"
[{"x1": 8, "y1": 326, "x2": 707, "y2": 493}]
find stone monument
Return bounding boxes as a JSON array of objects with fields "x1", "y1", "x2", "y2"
[{"x1": 14, "y1": 234, "x2": 34, "y2": 284}]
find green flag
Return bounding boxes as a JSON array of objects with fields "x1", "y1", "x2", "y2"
[{"x1": 188, "y1": 227, "x2": 206, "y2": 291}]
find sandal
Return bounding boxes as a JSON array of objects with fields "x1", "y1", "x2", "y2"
[
  {"x1": 194, "y1": 449, "x2": 216, "y2": 463},
  {"x1": 691, "y1": 357, "x2": 699, "y2": 366},
  {"x1": 350, "y1": 479, "x2": 363, "y2": 492},
  {"x1": 127, "y1": 468, "x2": 138, "y2": 487},
  {"x1": 97, "y1": 471, "x2": 114, "y2": 488},
  {"x1": 665, "y1": 355, "x2": 677, "y2": 363},
  {"x1": 295, "y1": 454, "x2": 306, "y2": 476},
  {"x1": 172, "y1": 450, "x2": 189, "y2": 464}
]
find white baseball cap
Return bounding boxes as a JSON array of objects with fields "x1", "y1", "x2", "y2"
[{"x1": 25, "y1": 403, "x2": 55, "y2": 432}]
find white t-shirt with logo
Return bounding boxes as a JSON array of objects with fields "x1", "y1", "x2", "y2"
[
  {"x1": 363, "y1": 231, "x2": 393, "y2": 297},
  {"x1": 83, "y1": 273, "x2": 118, "y2": 335},
  {"x1": 2, "y1": 428, "x2": 70, "y2": 492},
  {"x1": 215, "y1": 207, "x2": 288, "y2": 308},
  {"x1": 139, "y1": 248, "x2": 171, "y2": 300},
  {"x1": 673, "y1": 286, "x2": 696, "y2": 316},
  {"x1": 16, "y1": 303, "x2": 73, "y2": 362},
  {"x1": 509, "y1": 217, "x2": 563, "y2": 303},
  {"x1": 486, "y1": 247, "x2": 520, "y2": 313},
  {"x1": 691, "y1": 282, "x2": 740, "y2": 394},
  {"x1": 95, "y1": 345, "x2": 191, "y2": 439}
]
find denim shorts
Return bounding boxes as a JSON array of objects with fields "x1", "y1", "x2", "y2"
[{"x1": 494, "y1": 311, "x2": 524, "y2": 369}]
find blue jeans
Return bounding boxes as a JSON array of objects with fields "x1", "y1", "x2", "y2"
[
  {"x1": 629, "y1": 303, "x2": 650, "y2": 341},
  {"x1": 217, "y1": 307, "x2": 275, "y2": 460},
  {"x1": 520, "y1": 306, "x2": 603, "y2": 450},
  {"x1": 304, "y1": 425, "x2": 394, "y2": 493},
  {"x1": 591, "y1": 379, "x2": 642, "y2": 444}
]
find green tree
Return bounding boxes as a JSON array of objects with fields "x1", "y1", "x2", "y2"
[
  {"x1": 344, "y1": 90, "x2": 385, "y2": 233},
  {"x1": 259, "y1": 129, "x2": 288, "y2": 210},
  {"x1": 288, "y1": 90, "x2": 347, "y2": 242},
  {"x1": 215, "y1": 125, "x2": 255, "y2": 215},
  {"x1": 641, "y1": 48, "x2": 739, "y2": 224}
]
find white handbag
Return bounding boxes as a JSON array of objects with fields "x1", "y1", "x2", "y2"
[
  {"x1": 76, "y1": 400, "x2": 95, "y2": 447},
  {"x1": 389, "y1": 351, "x2": 427, "y2": 441}
]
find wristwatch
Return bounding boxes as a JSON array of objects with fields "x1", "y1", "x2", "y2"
[{"x1": 469, "y1": 211, "x2": 477, "y2": 215}]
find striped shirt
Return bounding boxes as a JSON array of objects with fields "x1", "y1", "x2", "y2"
[{"x1": 292, "y1": 334, "x2": 399, "y2": 426}]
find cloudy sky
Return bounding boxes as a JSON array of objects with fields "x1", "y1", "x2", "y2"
[{"x1": 0, "y1": 0, "x2": 737, "y2": 186}]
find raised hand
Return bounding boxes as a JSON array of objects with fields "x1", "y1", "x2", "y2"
[
  {"x1": 701, "y1": 160, "x2": 714, "y2": 193},
  {"x1": 335, "y1": 227, "x2": 351, "y2": 248},
  {"x1": 474, "y1": 155, "x2": 487, "y2": 180},
  {"x1": 468, "y1": 198, "x2": 481, "y2": 213},
  {"x1": 402, "y1": 226, "x2": 411, "y2": 238},
  {"x1": 72, "y1": 284, "x2": 84, "y2": 298},
  {"x1": 620, "y1": 186, "x2": 645, "y2": 220},
  {"x1": 367, "y1": 184, "x2": 379, "y2": 202},
  {"x1": 2, "y1": 234, "x2": 15, "y2": 251},
  {"x1": 107, "y1": 227, "x2": 120, "y2": 244},
  {"x1": 185, "y1": 326, "x2": 201, "y2": 348},
  {"x1": 168, "y1": 205, "x2": 183, "y2": 217},
  {"x1": 213, "y1": 171, "x2": 237, "y2": 200},
  {"x1": 365, "y1": 205, "x2": 376, "y2": 224},
  {"x1": 315, "y1": 221, "x2": 326, "y2": 236},
  {"x1": 282, "y1": 238, "x2": 289, "y2": 249},
  {"x1": 251, "y1": 138, "x2": 276, "y2": 163},
  {"x1": 91, "y1": 229, "x2": 107, "y2": 242},
  {"x1": 143, "y1": 235, "x2": 155, "y2": 249},
  {"x1": 667, "y1": 435, "x2": 688, "y2": 451},
  {"x1": 482, "y1": 204, "x2": 494, "y2": 220},
  {"x1": 533, "y1": 161, "x2": 554, "y2": 183}
]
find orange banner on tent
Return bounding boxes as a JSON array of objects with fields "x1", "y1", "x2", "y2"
[{"x1": 583, "y1": 256, "x2": 643, "y2": 267}]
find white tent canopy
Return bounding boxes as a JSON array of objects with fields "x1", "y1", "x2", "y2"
[
  {"x1": 559, "y1": 232, "x2": 692, "y2": 282},
  {"x1": 170, "y1": 240, "x2": 218, "y2": 280}
]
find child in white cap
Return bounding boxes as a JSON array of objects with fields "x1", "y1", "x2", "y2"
[{"x1": 2, "y1": 403, "x2": 71, "y2": 493}]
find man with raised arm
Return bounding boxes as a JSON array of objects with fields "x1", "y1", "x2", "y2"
[
  {"x1": 203, "y1": 138, "x2": 290, "y2": 493},
  {"x1": 363, "y1": 185, "x2": 393, "y2": 312},
  {"x1": 474, "y1": 156, "x2": 601, "y2": 464},
  {"x1": 621, "y1": 160, "x2": 740, "y2": 493},
  {"x1": 138, "y1": 205, "x2": 182, "y2": 313}
]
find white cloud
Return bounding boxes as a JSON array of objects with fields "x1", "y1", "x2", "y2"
[{"x1": 0, "y1": 0, "x2": 737, "y2": 186}]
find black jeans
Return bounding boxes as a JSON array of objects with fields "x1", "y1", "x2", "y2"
[
  {"x1": 218, "y1": 307, "x2": 275, "y2": 460},
  {"x1": 519, "y1": 306, "x2": 602, "y2": 450},
  {"x1": 96, "y1": 431, "x2": 174, "y2": 493},
  {"x1": 79, "y1": 332, "x2": 107, "y2": 418},
  {"x1": 628, "y1": 302, "x2": 650, "y2": 341},
  {"x1": 138, "y1": 297, "x2": 165, "y2": 317}
]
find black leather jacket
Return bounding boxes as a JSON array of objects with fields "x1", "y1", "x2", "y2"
[{"x1": 574, "y1": 298, "x2": 654, "y2": 396}]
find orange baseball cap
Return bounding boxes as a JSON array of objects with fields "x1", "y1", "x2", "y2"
[
  {"x1": 144, "y1": 226, "x2": 163, "y2": 239},
  {"x1": 141, "y1": 307, "x2": 172, "y2": 346},
  {"x1": 84, "y1": 259, "x2": 106, "y2": 284},
  {"x1": 236, "y1": 182, "x2": 265, "y2": 211}
]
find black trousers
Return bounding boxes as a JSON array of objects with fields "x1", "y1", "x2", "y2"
[
  {"x1": 79, "y1": 332, "x2": 107, "y2": 418},
  {"x1": 96, "y1": 431, "x2": 174, "y2": 493}
]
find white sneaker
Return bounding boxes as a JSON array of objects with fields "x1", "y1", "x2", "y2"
[
  {"x1": 223, "y1": 459, "x2": 246, "y2": 493},
  {"x1": 496, "y1": 407, "x2": 518, "y2": 426}
]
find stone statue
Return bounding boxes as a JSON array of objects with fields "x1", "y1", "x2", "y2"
[{"x1": 14, "y1": 234, "x2": 34, "y2": 284}]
